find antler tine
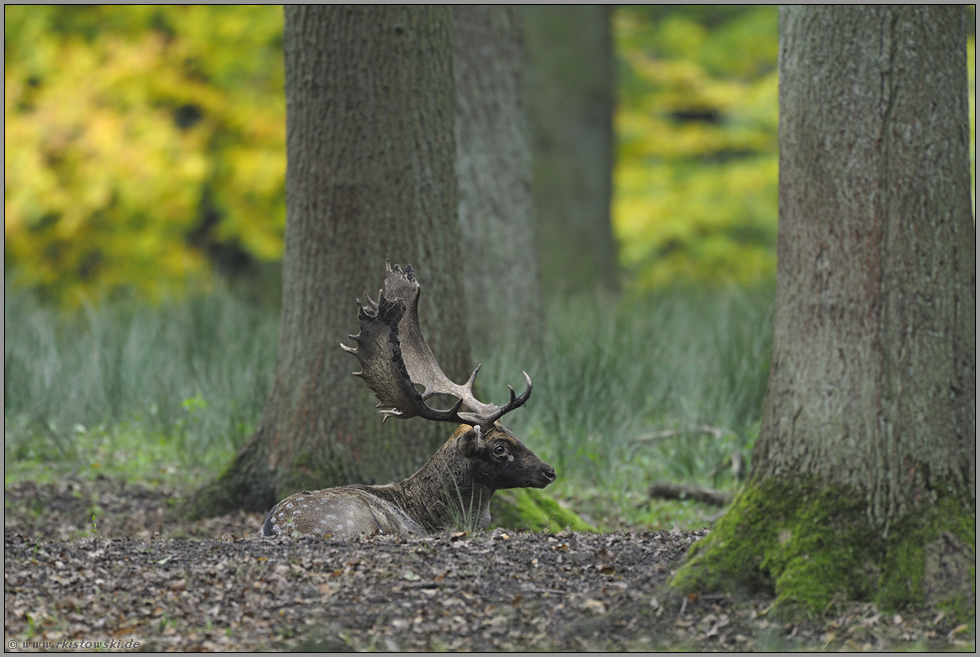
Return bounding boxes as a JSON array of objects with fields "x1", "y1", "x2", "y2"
[
  {"x1": 459, "y1": 371, "x2": 533, "y2": 428},
  {"x1": 340, "y1": 292, "x2": 384, "y2": 354},
  {"x1": 342, "y1": 263, "x2": 531, "y2": 430},
  {"x1": 460, "y1": 364, "x2": 481, "y2": 394},
  {"x1": 359, "y1": 290, "x2": 381, "y2": 315}
]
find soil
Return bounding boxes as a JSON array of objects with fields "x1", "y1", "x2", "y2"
[{"x1": 4, "y1": 476, "x2": 973, "y2": 652}]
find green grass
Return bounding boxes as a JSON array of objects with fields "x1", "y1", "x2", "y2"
[
  {"x1": 475, "y1": 285, "x2": 773, "y2": 529},
  {"x1": 5, "y1": 283, "x2": 774, "y2": 529},
  {"x1": 4, "y1": 286, "x2": 278, "y2": 486}
]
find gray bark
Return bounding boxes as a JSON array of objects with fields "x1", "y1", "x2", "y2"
[
  {"x1": 758, "y1": 5, "x2": 975, "y2": 522},
  {"x1": 523, "y1": 5, "x2": 619, "y2": 295},
  {"x1": 191, "y1": 5, "x2": 469, "y2": 517},
  {"x1": 673, "y1": 7, "x2": 974, "y2": 616},
  {"x1": 452, "y1": 6, "x2": 543, "y2": 353}
]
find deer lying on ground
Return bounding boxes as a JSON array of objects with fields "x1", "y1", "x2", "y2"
[{"x1": 260, "y1": 262, "x2": 556, "y2": 538}]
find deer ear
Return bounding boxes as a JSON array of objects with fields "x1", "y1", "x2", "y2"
[{"x1": 459, "y1": 425, "x2": 484, "y2": 456}]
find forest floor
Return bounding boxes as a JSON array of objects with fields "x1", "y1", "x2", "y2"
[{"x1": 4, "y1": 476, "x2": 973, "y2": 652}]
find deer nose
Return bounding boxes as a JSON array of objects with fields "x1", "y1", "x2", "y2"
[{"x1": 542, "y1": 465, "x2": 557, "y2": 483}]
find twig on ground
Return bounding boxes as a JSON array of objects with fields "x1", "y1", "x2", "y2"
[
  {"x1": 630, "y1": 425, "x2": 729, "y2": 444},
  {"x1": 647, "y1": 482, "x2": 733, "y2": 507}
]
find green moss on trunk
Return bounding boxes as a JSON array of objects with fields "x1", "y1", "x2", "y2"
[
  {"x1": 879, "y1": 493, "x2": 976, "y2": 617},
  {"x1": 671, "y1": 477, "x2": 975, "y2": 621}
]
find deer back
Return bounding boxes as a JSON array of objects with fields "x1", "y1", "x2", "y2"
[
  {"x1": 260, "y1": 487, "x2": 425, "y2": 538},
  {"x1": 260, "y1": 424, "x2": 556, "y2": 538}
]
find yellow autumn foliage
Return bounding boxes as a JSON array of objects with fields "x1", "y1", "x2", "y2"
[
  {"x1": 613, "y1": 7, "x2": 780, "y2": 290},
  {"x1": 4, "y1": 6, "x2": 285, "y2": 306},
  {"x1": 613, "y1": 6, "x2": 975, "y2": 291},
  {"x1": 4, "y1": 7, "x2": 973, "y2": 304}
]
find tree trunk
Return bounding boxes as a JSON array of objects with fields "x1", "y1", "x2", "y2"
[
  {"x1": 188, "y1": 6, "x2": 469, "y2": 518},
  {"x1": 523, "y1": 5, "x2": 619, "y2": 295},
  {"x1": 452, "y1": 6, "x2": 543, "y2": 354},
  {"x1": 673, "y1": 6, "x2": 975, "y2": 619}
]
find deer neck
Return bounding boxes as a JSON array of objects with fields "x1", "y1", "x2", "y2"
[{"x1": 361, "y1": 454, "x2": 493, "y2": 534}]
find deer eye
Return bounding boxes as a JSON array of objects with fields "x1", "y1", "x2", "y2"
[{"x1": 493, "y1": 444, "x2": 507, "y2": 456}]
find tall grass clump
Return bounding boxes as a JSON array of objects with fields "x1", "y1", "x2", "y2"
[
  {"x1": 4, "y1": 286, "x2": 278, "y2": 478},
  {"x1": 480, "y1": 285, "x2": 774, "y2": 493}
]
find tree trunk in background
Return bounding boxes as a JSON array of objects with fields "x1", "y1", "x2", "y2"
[
  {"x1": 453, "y1": 6, "x2": 543, "y2": 355},
  {"x1": 523, "y1": 5, "x2": 619, "y2": 295},
  {"x1": 189, "y1": 6, "x2": 470, "y2": 518},
  {"x1": 674, "y1": 6, "x2": 975, "y2": 618}
]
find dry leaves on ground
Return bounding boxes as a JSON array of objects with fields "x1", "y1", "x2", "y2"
[{"x1": 4, "y1": 477, "x2": 972, "y2": 651}]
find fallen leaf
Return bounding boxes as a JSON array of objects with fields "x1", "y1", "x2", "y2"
[{"x1": 582, "y1": 599, "x2": 606, "y2": 614}]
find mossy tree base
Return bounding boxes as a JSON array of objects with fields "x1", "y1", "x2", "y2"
[
  {"x1": 489, "y1": 489, "x2": 595, "y2": 533},
  {"x1": 671, "y1": 477, "x2": 975, "y2": 622}
]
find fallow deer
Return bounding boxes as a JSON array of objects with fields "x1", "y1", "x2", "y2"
[{"x1": 260, "y1": 262, "x2": 556, "y2": 538}]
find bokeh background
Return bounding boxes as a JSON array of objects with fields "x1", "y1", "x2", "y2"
[{"x1": 11, "y1": 6, "x2": 971, "y2": 305}]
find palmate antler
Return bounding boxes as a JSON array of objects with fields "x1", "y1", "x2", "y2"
[{"x1": 340, "y1": 262, "x2": 531, "y2": 430}]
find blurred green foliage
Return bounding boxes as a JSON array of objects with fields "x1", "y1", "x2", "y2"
[
  {"x1": 613, "y1": 6, "x2": 780, "y2": 290},
  {"x1": 613, "y1": 6, "x2": 976, "y2": 291},
  {"x1": 968, "y1": 35, "x2": 977, "y2": 215},
  {"x1": 4, "y1": 6, "x2": 285, "y2": 306}
]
